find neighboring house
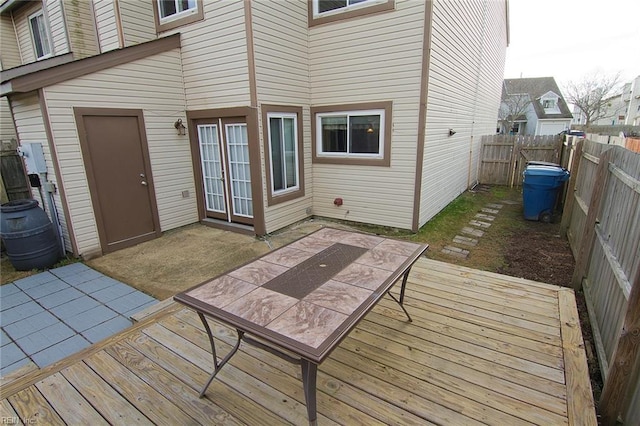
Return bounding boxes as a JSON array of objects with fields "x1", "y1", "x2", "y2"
[
  {"x1": 571, "y1": 104, "x2": 586, "y2": 126},
  {"x1": 0, "y1": 0, "x2": 508, "y2": 259},
  {"x1": 594, "y1": 75, "x2": 640, "y2": 126},
  {"x1": 499, "y1": 77, "x2": 573, "y2": 136}
]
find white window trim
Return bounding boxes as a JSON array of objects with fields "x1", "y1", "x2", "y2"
[
  {"x1": 313, "y1": 0, "x2": 383, "y2": 17},
  {"x1": 28, "y1": 10, "x2": 52, "y2": 60},
  {"x1": 267, "y1": 112, "x2": 300, "y2": 196},
  {"x1": 316, "y1": 109, "x2": 385, "y2": 159},
  {"x1": 157, "y1": 0, "x2": 199, "y2": 24}
]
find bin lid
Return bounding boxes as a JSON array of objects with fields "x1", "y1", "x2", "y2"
[
  {"x1": 527, "y1": 161, "x2": 560, "y2": 167},
  {"x1": 524, "y1": 165, "x2": 569, "y2": 177}
]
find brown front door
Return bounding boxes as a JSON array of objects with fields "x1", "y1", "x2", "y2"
[
  {"x1": 195, "y1": 117, "x2": 253, "y2": 226},
  {"x1": 75, "y1": 108, "x2": 161, "y2": 253}
]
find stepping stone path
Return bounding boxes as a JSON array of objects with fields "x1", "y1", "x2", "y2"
[{"x1": 441, "y1": 198, "x2": 510, "y2": 259}]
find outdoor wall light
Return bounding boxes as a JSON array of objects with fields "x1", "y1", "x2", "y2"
[
  {"x1": 448, "y1": 129, "x2": 456, "y2": 137},
  {"x1": 174, "y1": 118, "x2": 186, "y2": 135}
]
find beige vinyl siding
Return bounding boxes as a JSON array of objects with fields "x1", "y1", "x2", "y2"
[
  {"x1": 418, "y1": 0, "x2": 507, "y2": 227},
  {"x1": 10, "y1": 92, "x2": 72, "y2": 251},
  {"x1": 43, "y1": 49, "x2": 195, "y2": 256},
  {"x1": 63, "y1": 0, "x2": 99, "y2": 58},
  {"x1": 12, "y1": 1, "x2": 43, "y2": 64},
  {"x1": 45, "y1": 0, "x2": 69, "y2": 55},
  {"x1": 1, "y1": 14, "x2": 22, "y2": 68},
  {"x1": 160, "y1": 1, "x2": 250, "y2": 109},
  {"x1": 309, "y1": 0, "x2": 425, "y2": 230},
  {"x1": 92, "y1": 0, "x2": 120, "y2": 52},
  {"x1": 0, "y1": 98, "x2": 16, "y2": 140},
  {"x1": 252, "y1": 0, "x2": 312, "y2": 233},
  {"x1": 119, "y1": 0, "x2": 156, "y2": 47}
]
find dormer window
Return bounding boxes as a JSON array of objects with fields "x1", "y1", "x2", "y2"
[
  {"x1": 29, "y1": 10, "x2": 52, "y2": 60},
  {"x1": 542, "y1": 99, "x2": 556, "y2": 109}
]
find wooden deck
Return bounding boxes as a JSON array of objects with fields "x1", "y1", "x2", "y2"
[{"x1": 0, "y1": 258, "x2": 597, "y2": 425}]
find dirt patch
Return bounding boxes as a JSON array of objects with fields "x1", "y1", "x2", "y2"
[
  {"x1": 497, "y1": 221, "x2": 574, "y2": 287},
  {"x1": 497, "y1": 219, "x2": 603, "y2": 404}
]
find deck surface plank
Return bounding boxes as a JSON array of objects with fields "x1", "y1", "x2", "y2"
[{"x1": 0, "y1": 258, "x2": 597, "y2": 425}]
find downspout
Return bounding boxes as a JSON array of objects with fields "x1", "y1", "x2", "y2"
[{"x1": 11, "y1": 11, "x2": 24, "y2": 64}]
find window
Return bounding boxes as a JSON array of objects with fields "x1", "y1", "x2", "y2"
[
  {"x1": 262, "y1": 105, "x2": 305, "y2": 206},
  {"x1": 153, "y1": 0, "x2": 203, "y2": 33},
  {"x1": 29, "y1": 10, "x2": 51, "y2": 60},
  {"x1": 542, "y1": 99, "x2": 556, "y2": 109},
  {"x1": 316, "y1": 0, "x2": 375, "y2": 14},
  {"x1": 311, "y1": 102, "x2": 392, "y2": 166},
  {"x1": 309, "y1": 0, "x2": 394, "y2": 27},
  {"x1": 268, "y1": 113, "x2": 299, "y2": 194},
  {"x1": 318, "y1": 111, "x2": 382, "y2": 156},
  {"x1": 158, "y1": 0, "x2": 197, "y2": 21}
]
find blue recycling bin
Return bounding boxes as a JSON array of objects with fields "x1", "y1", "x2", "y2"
[{"x1": 522, "y1": 165, "x2": 570, "y2": 222}]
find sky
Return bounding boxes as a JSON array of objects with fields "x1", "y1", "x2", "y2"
[{"x1": 503, "y1": 0, "x2": 640, "y2": 90}]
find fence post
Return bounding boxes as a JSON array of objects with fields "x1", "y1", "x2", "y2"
[
  {"x1": 560, "y1": 139, "x2": 583, "y2": 238},
  {"x1": 570, "y1": 148, "x2": 612, "y2": 290},
  {"x1": 599, "y1": 264, "x2": 640, "y2": 425}
]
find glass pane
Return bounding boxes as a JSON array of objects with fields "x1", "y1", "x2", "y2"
[
  {"x1": 283, "y1": 117, "x2": 297, "y2": 189},
  {"x1": 159, "y1": 0, "x2": 177, "y2": 18},
  {"x1": 269, "y1": 118, "x2": 284, "y2": 192},
  {"x1": 321, "y1": 116, "x2": 347, "y2": 153},
  {"x1": 198, "y1": 125, "x2": 225, "y2": 214},
  {"x1": 318, "y1": 0, "x2": 347, "y2": 13},
  {"x1": 226, "y1": 124, "x2": 253, "y2": 218},
  {"x1": 350, "y1": 115, "x2": 380, "y2": 154}
]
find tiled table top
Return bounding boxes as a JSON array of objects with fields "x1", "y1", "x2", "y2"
[{"x1": 175, "y1": 228, "x2": 428, "y2": 362}]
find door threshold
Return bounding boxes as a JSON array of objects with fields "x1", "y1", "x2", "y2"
[{"x1": 201, "y1": 218, "x2": 255, "y2": 235}]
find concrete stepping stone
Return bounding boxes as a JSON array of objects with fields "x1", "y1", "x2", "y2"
[
  {"x1": 486, "y1": 203, "x2": 503, "y2": 209},
  {"x1": 501, "y1": 200, "x2": 520, "y2": 205},
  {"x1": 441, "y1": 246, "x2": 469, "y2": 259},
  {"x1": 453, "y1": 235, "x2": 478, "y2": 247},
  {"x1": 482, "y1": 208, "x2": 499, "y2": 214},
  {"x1": 469, "y1": 220, "x2": 491, "y2": 228},
  {"x1": 461, "y1": 227, "x2": 484, "y2": 238},
  {"x1": 475, "y1": 213, "x2": 495, "y2": 221}
]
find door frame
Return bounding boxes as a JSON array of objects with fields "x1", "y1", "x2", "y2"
[
  {"x1": 74, "y1": 107, "x2": 162, "y2": 254},
  {"x1": 187, "y1": 107, "x2": 265, "y2": 236}
]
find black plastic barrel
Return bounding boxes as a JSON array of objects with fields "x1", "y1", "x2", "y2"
[{"x1": 0, "y1": 199, "x2": 60, "y2": 271}]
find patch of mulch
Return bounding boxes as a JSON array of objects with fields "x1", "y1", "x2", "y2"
[{"x1": 497, "y1": 220, "x2": 603, "y2": 411}]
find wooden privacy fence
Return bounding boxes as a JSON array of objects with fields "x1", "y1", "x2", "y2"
[
  {"x1": 478, "y1": 135, "x2": 564, "y2": 186},
  {"x1": 560, "y1": 139, "x2": 640, "y2": 425}
]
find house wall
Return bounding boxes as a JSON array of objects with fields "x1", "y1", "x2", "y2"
[
  {"x1": 251, "y1": 0, "x2": 312, "y2": 233},
  {"x1": 158, "y1": 1, "x2": 251, "y2": 109},
  {"x1": 308, "y1": 0, "x2": 425, "y2": 230},
  {"x1": 9, "y1": 92, "x2": 71, "y2": 251},
  {"x1": 419, "y1": 0, "x2": 507, "y2": 227},
  {"x1": 0, "y1": 14, "x2": 21, "y2": 68},
  {"x1": 45, "y1": 0, "x2": 69, "y2": 55},
  {"x1": 119, "y1": 0, "x2": 156, "y2": 47},
  {"x1": 92, "y1": 0, "x2": 120, "y2": 52},
  {"x1": 62, "y1": 0, "x2": 99, "y2": 58},
  {"x1": 12, "y1": 1, "x2": 43, "y2": 64},
  {"x1": 41, "y1": 49, "x2": 195, "y2": 256}
]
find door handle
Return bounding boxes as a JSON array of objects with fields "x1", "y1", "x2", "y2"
[{"x1": 141, "y1": 181, "x2": 147, "y2": 186}]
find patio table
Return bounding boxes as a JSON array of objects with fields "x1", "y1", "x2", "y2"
[{"x1": 174, "y1": 227, "x2": 428, "y2": 425}]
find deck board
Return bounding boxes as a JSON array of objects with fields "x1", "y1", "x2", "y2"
[{"x1": 0, "y1": 258, "x2": 597, "y2": 425}]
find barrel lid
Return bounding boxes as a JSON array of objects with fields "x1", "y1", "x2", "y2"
[
  {"x1": 1, "y1": 199, "x2": 39, "y2": 213},
  {"x1": 524, "y1": 165, "x2": 569, "y2": 177}
]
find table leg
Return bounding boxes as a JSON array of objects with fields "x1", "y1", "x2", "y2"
[
  {"x1": 386, "y1": 269, "x2": 413, "y2": 322},
  {"x1": 301, "y1": 359, "x2": 318, "y2": 426},
  {"x1": 197, "y1": 312, "x2": 244, "y2": 398}
]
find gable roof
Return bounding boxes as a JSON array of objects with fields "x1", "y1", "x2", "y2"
[{"x1": 503, "y1": 77, "x2": 573, "y2": 119}]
